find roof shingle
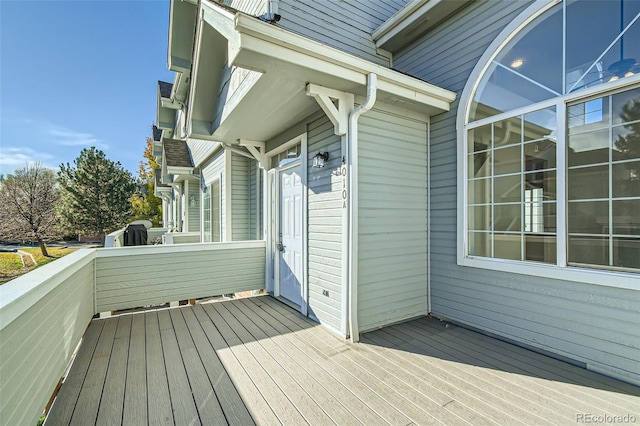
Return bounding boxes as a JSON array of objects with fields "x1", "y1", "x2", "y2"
[
  {"x1": 163, "y1": 139, "x2": 193, "y2": 168},
  {"x1": 158, "y1": 81, "x2": 173, "y2": 99},
  {"x1": 152, "y1": 125, "x2": 162, "y2": 142}
]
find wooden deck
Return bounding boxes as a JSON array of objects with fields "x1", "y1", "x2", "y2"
[{"x1": 46, "y1": 295, "x2": 640, "y2": 425}]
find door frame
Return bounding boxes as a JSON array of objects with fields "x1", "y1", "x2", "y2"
[{"x1": 265, "y1": 133, "x2": 308, "y2": 315}]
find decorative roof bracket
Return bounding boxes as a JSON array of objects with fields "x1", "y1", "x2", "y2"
[
  {"x1": 239, "y1": 139, "x2": 267, "y2": 168},
  {"x1": 306, "y1": 84, "x2": 355, "y2": 136}
]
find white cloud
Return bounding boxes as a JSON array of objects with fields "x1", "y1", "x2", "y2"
[
  {"x1": 49, "y1": 127, "x2": 108, "y2": 149},
  {"x1": 0, "y1": 148, "x2": 56, "y2": 171}
]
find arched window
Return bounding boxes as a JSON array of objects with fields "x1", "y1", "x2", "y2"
[{"x1": 460, "y1": 0, "x2": 640, "y2": 279}]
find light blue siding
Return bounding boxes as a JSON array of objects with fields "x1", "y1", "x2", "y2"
[
  {"x1": 394, "y1": 0, "x2": 640, "y2": 382},
  {"x1": 277, "y1": 0, "x2": 409, "y2": 66},
  {"x1": 187, "y1": 180, "x2": 200, "y2": 232},
  {"x1": 249, "y1": 159, "x2": 260, "y2": 239},
  {"x1": 220, "y1": 0, "x2": 266, "y2": 15},
  {"x1": 307, "y1": 115, "x2": 343, "y2": 333},
  {"x1": 231, "y1": 152, "x2": 251, "y2": 241},
  {"x1": 187, "y1": 139, "x2": 219, "y2": 167},
  {"x1": 357, "y1": 109, "x2": 429, "y2": 332}
]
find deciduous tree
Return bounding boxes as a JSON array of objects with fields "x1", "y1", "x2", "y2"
[
  {"x1": 57, "y1": 147, "x2": 136, "y2": 245},
  {"x1": 0, "y1": 163, "x2": 60, "y2": 256}
]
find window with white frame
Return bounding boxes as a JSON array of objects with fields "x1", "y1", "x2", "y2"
[
  {"x1": 463, "y1": 0, "x2": 640, "y2": 273},
  {"x1": 202, "y1": 179, "x2": 221, "y2": 243},
  {"x1": 203, "y1": 184, "x2": 211, "y2": 242}
]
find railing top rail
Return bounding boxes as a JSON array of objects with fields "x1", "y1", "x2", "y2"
[
  {"x1": 0, "y1": 249, "x2": 96, "y2": 330},
  {"x1": 95, "y1": 239, "x2": 266, "y2": 257}
]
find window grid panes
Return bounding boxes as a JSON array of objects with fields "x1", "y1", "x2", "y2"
[
  {"x1": 468, "y1": 107, "x2": 558, "y2": 264},
  {"x1": 212, "y1": 180, "x2": 221, "y2": 242},
  {"x1": 202, "y1": 185, "x2": 211, "y2": 242},
  {"x1": 465, "y1": 0, "x2": 640, "y2": 273},
  {"x1": 270, "y1": 143, "x2": 301, "y2": 169},
  {"x1": 567, "y1": 89, "x2": 640, "y2": 270},
  {"x1": 470, "y1": 0, "x2": 640, "y2": 124}
]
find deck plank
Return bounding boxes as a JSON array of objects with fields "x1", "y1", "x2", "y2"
[
  {"x1": 237, "y1": 298, "x2": 391, "y2": 426},
  {"x1": 96, "y1": 315, "x2": 131, "y2": 426},
  {"x1": 69, "y1": 317, "x2": 118, "y2": 426},
  {"x1": 363, "y1": 325, "x2": 553, "y2": 425},
  {"x1": 46, "y1": 320, "x2": 104, "y2": 425},
  {"x1": 256, "y1": 298, "x2": 461, "y2": 426},
  {"x1": 145, "y1": 311, "x2": 174, "y2": 425},
  {"x1": 180, "y1": 307, "x2": 255, "y2": 425},
  {"x1": 200, "y1": 303, "x2": 309, "y2": 425},
  {"x1": 157, "y1": 309, "x2": 202, "y2": 426},
  {"x1": 122, "y1": 313, "x2": 147, "y2": 425},
  {"x1": 210, "y1": 302, "x2": 334, "y2": 425},
  {"x1": 168, "y1": 308, "x2": 228, "y2": 424},
  {"x1": 225, "y1": 299, "x2": 363, "y2": 425},
  {"x1": 190, "y1": 304, "x2": 277, "y2": 425},
  {"x1": 414, "y1": 318, "x2": 640, "y2": 404},
  {"x1": 247, "y1": 297, "x2": 416, "y2": 425},
  {"x1": 47, "y1": 296, "x2": 640, "y2": 426},
  {"x1": 399, "y1": 319, "x2": 639, "y2": 415}
]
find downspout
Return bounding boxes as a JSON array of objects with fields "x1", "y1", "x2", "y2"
[{"x1": 348, "y1": 73, "x2": 377, "y2": 343}]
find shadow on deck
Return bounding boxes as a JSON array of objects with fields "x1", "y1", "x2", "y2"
[{"x1": 46, "y1": 295, "x2": 640, "y2": 425}]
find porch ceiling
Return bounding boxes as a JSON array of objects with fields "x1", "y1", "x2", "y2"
[
  {"x1": 46, "y1": 296, "x2": 640, "y2": 425},
  {"x1": 186, "y1": 2, "x2": 457, "y2": 144}
]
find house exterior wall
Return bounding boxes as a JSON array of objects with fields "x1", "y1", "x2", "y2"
[
  {"x1": 357, "y1": 108, "x2": 429, "y2": 332},
  {"x1": 277, "y1": 0, "x2": 409, "y2": 66},
  {"x1": 187, "y1": 179, "x2": 200, "y2": 232},
  {"x1": 187, "y1": 139, "x2": 218, "y2": 167},
  {"x1": 249, "y1": 159, "x2": 261, "y2": 239},
  {"x1": 219, "y1": 0, "x2": 266, "y2": 16},
  {"x1": 231, "y1": 152, "x2": 252, "y2": 240},
  {"x1": 202, "y1": 149, "x2": 226, "y2": 240},
  {"x1": 393, "y1": 0, "x2": 639, "y2": 382},
  {"x1": 306, "y1": 114, "x2": 344, "y2": 333}
]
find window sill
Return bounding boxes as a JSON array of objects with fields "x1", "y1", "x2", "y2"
[{"x1": 457, "y1": 255, "x2": 640, "y2": 291}]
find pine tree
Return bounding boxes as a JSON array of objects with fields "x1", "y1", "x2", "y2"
[
  {"x1": 0, "y1": 163, "x2": 60, "y2": 256},
  {"x1": 57, "y1": 147, "x2": 136, "y2": 245},
  {"x1": 130, "y1": 137, "x2": 163, "y2": 226}
]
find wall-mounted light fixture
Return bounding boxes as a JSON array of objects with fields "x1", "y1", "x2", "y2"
[
  {"x1": 189, "y1": 195, "x2": 196, "y2": 207},
  {"x1": 313, "y1": 151, "x2": 329, "y2": 168}
]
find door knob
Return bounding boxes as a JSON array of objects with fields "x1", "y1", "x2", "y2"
[{"x1": 277, "y1": 242, "x2": 285, "y2": 251}]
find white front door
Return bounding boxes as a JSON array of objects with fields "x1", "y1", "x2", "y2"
[{"x1": 278, "y1": 163, "x2": 303, "y2": 307}]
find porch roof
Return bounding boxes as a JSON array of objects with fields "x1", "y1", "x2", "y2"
[
  {"x1": 185, "y1": 1, "x2": 457, "y2": 143},
  {"x1": 46, "y1": 295, "x2": 640, "y2": 425}
]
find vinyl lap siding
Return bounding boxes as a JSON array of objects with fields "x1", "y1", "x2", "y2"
[
  {"x1": 357, "y1": 109, "x2": 428, "y2": 332},
  {"x1": 394, "y1": 0, "x2": 640, "y2": 382},
  {"x1": 249, "y1": 159, "x2": 260, "y2": 239},
  {"x1": 0, "y1": 252, "x2": 95, "y2": 426},
  {"x1": 186, "y1": 139, "x2": 219, "y2": 167},
  {"x1": 307, "y1": 115, "x2": 343, "y2": 333},
  {"x1": 187, "y1": 181, "x2": 200, "y2": 232},
  {"x1": 231, "y1": 152, "x2": 251, "y2": 240},
  {"x1": 95, "y1": 244, "x2": 265, "y2": 312},
  {"x1": 220, "y1": 0, "x2": 266, "y2": 15},
  {"x1": 277, "y1": 0, "x2": 408, "y2": 66}
]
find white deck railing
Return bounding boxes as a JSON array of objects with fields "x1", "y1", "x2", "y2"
[
  {"x1": 105, "y1": 227, "x2": 171, "y2": 247},
  {"x1": 162, "y1": 231, "x2": 200, "y2": 245},
  {"x1": 0, "y1": 241, "x2": 266, "y2": 426}
]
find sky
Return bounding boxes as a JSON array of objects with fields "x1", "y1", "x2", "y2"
[{"x1": 0, "y1": 0, "x2": 175, "y2": 176}]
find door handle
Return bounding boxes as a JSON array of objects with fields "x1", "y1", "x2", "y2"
[{"x1": 277, "y1": 242, "x2": 285, "y2": 252}]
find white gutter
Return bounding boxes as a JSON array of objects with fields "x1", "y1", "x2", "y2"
[{"x1": 347, "y1": 73, "x2": 377, "y2": 343}]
